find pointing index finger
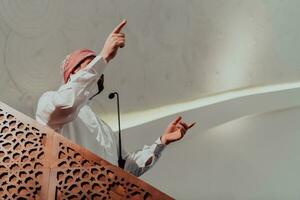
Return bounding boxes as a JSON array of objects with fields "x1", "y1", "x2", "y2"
[
  {"x1": 188, "y1": 122, "x2": 196, "y2": 129},
  {"x1": 112, "y1": 20, "x2": 127, "y2": 33}
]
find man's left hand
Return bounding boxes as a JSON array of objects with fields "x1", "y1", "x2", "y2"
[{"x1": 161, "y1": 116, "x2": 196, "y2": 145}]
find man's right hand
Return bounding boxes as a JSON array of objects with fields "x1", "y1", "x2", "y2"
[{"x1": 100, "y1": 20, "x2": 127, "y2": 63}]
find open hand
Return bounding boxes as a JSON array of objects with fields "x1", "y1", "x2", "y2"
[
  {"x1": 161, "y1": 116, "x2": 196, "y2": 145},
  {"x1": 100, "y1": 20, "x2": 127, "y2": 63}
]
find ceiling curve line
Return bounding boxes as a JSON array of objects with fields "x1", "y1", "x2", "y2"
[{"x1": 104, "y1": 81, "x2": 300, "y2": 132}]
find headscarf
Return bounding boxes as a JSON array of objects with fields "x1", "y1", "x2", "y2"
[{"x1": 60, "y1": 49, "x2": 96, "y2": 83}]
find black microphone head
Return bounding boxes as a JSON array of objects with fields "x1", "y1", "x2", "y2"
[{"x1": 108, "y1": 93, "x2": 115, "y2": 99}]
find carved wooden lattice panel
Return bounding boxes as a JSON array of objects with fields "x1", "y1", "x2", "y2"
[{"x1": 0, "y1": 102, "x2": 173, "y2": 200}]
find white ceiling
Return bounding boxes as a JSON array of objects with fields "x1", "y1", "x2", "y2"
[
  {"x1": 1, "y1": 1, "x2": 300, "y2": 198},
  {"x1": 133, "y1": 106, "x2": 300, "y2": 199},
  {"x1": 0, "y1": 0, "x2": 300, "y2": 118}
]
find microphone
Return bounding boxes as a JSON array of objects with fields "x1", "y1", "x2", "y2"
[
  {"x1": 108, "y1": 93, "x2": 115, "y2": 99},
  {"x1": 108, "y1": 92, "x2": 126, "y2": 169}
]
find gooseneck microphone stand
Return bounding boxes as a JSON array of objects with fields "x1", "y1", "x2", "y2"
[{"x1": 109, "y1": 92, "x2": 126, "y2": 169}]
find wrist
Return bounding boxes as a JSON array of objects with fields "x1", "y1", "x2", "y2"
[
  {"x1": 100, "y1": 52, "x2": 109, "y2": 64},
  {"x1": 160, "y1": 135, "x2": 168, "y2": 145}
]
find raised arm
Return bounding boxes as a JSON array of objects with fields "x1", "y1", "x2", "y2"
[
  {"x1": 36, "y1": 20, "x2": 127, "y2": 131},
  {"x1": 36, "y1": 56, "x2": 106, "y2": 131}
]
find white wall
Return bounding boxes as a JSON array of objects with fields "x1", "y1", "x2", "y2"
[
  {"x1": 0, "y1": 0, "x2": 300, "y2": 118},
  {"x1": 1, "y1": 1, "x2": 300, "y2": 199},
  {"x1": 123, "y1": 107, "x2": 300, "y2": 199}
]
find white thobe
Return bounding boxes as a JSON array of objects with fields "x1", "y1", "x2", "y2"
[{"x1": 35, "y1": 55, "x2": 165, "y2": 177}]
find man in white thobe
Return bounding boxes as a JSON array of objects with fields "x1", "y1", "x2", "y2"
[{"x1": 36, "y1": 20, "x2": 195, "y2": 177}]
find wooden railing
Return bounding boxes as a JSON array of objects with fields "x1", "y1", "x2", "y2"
[{"x1": 0, "y1": 101, "x2": 173, "y2": 200}]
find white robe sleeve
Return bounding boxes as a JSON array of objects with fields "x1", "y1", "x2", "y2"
[
  {"x1": 123, "y1": 137, "x2": 166, "y2": 177},
  {"x1": 36, "y1": 56, "x2": 106, "y2": 131}
]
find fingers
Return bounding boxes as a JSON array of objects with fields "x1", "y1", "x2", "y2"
[
  {"x1": 179, "y1": 122, "x2": 189, "y2": 130},
  {"x1": 110, "y1": 33, "x2": 125, "y2": 48},
  {"x1": 171, "y1": 116, "x2": 182, "y2": 125},
  {"x1": 109, "y1": 36, "x2": 125, "y2": 49},
  {"x1": 100, "y1": 20, "x2": 127, "y2": 63},
  {"x1": 111, "y1": 33, "x2": 125, "y2": 39},
  {"x1": 180, "y1": 120, "x2": 196, "y2": 129},
  {"x1": 188, "y1": 122, "x2": 196, "y2": 129},
  {"x1": 177, "y1": 120, "x2": 196, "y2": 138},
  {"x1": 116, "y1": 39, "x2": 125, "y2": 48},
  {"x1": 111, "y1": 34, "x2": 125, "y2": 40},
  {"x1": 179, "y1": 120, "x2": 196, "y2": 129},
  {"x1": 177, "y1": 125, "x2": 187, "y2": 136},
  {"x1": 112, "y1": 20, "x2": 127, "y2": 34},
  {"x1": 113, "y1": 33, "x2": 125, "y2": 38}
]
